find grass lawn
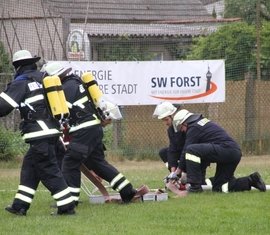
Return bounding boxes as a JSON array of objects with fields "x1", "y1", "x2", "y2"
[{"x1": 0, "y1": 156, "x2": 270, "y2": 235}]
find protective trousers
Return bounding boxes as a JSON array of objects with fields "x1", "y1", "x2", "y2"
[
  {"x1": 159, "y1": 147, "x2": 179, "y2": 171},
  {"x1": 62, "y1": 125, "x2": 135, "y2": 203},
  {"x1": 62, "y1": 140, "x2": 89, "y2": 204},
  {"x1": 185, "y1": 143, "x2": 250, "y2": 192},
  {"x1": 83, "y1": 142, "x2": 136, "y2": 202},
  {"x1": 11, "y1": 138, "x2": 75, "y2": 212}
]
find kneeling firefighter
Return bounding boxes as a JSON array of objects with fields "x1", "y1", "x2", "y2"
[
  {"x1": 43, "y1": 62, "x2": 149, "y2": 204},
  {"x1": 1, "y1": 50, "x2": 75, "y2": 216},
  {"x1": 172, "y1": 109, "x2": 266, "y2": 193}
]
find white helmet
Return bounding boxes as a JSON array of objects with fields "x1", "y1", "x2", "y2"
[
  {"x1": 173, "y1": 109, "x2": 194, "y2": 132},
  {"x1": 43, "y1": 62, "x2": 72, "y2": 77},
  {"x1": 12, "y1": 50, "x2": 40, "y2": 68},
  {"x1": 153, "y1": 101, "x2": 177, "y2": 119},
  {"x1": 99, "y1": 100, "x2": 123, "y2": 120}
]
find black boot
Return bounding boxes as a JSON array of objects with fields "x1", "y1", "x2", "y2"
[
  {"x1": 51, "y1": 208, "x2": 76, "y2": 216},
  {"x1": 56, "y1": 208, "x2": 76, "y2": 215},
  {"x1": 249, "y1": 172, "x2": 266, "y2": 192},
  {"x1": 5, "y1": 205, "x2": 27, "y2": 216},
  {"x1": 188, "y1": 184, "x2": 203, "y2": 193},
  {"x1": 120, "y1": 185, "x2": 150, "y2": 203},
  {"x1": 52, "y1": 202, "x2": 76, "y2": 216}
]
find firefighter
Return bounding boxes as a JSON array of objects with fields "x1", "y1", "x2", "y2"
[
  {"x1": 153, "y1": 102, "x2": 189, "y2": 194},
  {"x1": 0, "y1": 50, "x2": 75, "y2": 216},
  {"x1": 172, "y1": 109, "x2": 266, "y2": 193},
  {"x1": 43, "y1": 62, "x2": 149, "y2": 204},
  {"x1": 152, "y1": 102, "x2": 185, "y2": 173}
]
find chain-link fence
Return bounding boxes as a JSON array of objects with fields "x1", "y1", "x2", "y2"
[{"x1": 0, "y1": 0, "x2": 270, "y2": 158}]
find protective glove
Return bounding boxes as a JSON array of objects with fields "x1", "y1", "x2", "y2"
[
  {"x1": 167, "y1": 171, "x2": 178, "y2": 180},
  {"x1": 163, "y1": 171, "x2": 180, "y2": 184}
]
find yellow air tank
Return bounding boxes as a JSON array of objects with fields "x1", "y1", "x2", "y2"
[
  {"x1": 43, "y1": 75, "x2": 69, "y2": 120},
  {"x1": 81, "y1": 72, "x2": 103, "y2": 107},
  {"x1": 81, "y1": 72, "x2": 123, "y2": 121}
]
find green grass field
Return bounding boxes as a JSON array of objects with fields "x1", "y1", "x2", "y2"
[{"x1": 0, "y1": 156, "x2": 270, "y2": 235}]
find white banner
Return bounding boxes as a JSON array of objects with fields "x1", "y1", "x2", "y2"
[{"x1": 53, "y1": 60, "x2": 225, "y2": 106}]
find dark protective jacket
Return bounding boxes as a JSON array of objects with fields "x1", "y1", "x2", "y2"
[
  {"x1": 0, "y1": 66, "x2": 60, "y2": 142},
  {"x1": 62, "y1": 74, "x2": 101, "y2": 134},
  {"x1": 167, "y1": 125, "x2": 185, "y2": 160},
  {"x1": 179, "y1": 115, "x2": 241, "y2": 171}
]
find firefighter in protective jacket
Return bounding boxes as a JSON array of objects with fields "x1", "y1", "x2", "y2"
[
  {"x1": 172, "y1": 109, "x2": 266, "y2": 193},
  {"x1": 0, "y1": 50, "x2": 75, "y2": 216},
  {"x1": 43, "y1": 62, "x2": 149, "y2": 204},
  {"x1": 153, "y1": 101, "x2": 185, "y2": 172}
]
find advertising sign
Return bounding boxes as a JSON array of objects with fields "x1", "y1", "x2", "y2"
[{"x1": 52, "y1": 60, "x2": 225, "y2": 105}]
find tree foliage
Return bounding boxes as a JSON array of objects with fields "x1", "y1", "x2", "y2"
[
  {"x1": 187, "y1": 20, "x2": 270, "y2": 80},
  {"x1": 224, "y1": 0, "x2": 270, "y2": 25},
  {"x1": 261, "y1": 21, "x2": 270, "y2": 78},
  {"x1": 187, "y1": 22, "x2": 256, "y2": 80},
  {"x1": 0, "y1": 126, "x2": 27, "y2": 161},
  {"x1": 0, "y1": 41, "x2": 12, "y2": 74}
]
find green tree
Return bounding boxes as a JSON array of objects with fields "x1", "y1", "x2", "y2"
[
  {"x1": 0, "y1": 41, "x2": 12, "y2": 74},
  {"x1": 224, "y1": 0, "x2": 270, "y2": 24},
  {"x1": 261, "y1": 21, "x2": 270, "y2": 79},
  {"x1": 212, "y1": 6, "x2": 217, "y2": 19},
  {"x1": 187, "y1": 22, "x2": 256, "y2": 80}
]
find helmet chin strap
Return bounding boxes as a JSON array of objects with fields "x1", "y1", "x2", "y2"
[{"x1": 14, "y1": 65, "x2": 22, "y2": 73}]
